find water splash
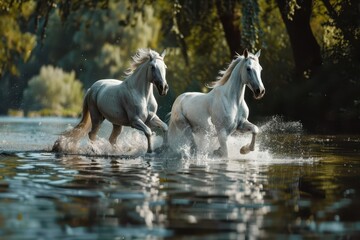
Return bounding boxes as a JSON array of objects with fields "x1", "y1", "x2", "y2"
[
  {"x1": 56, "y1": 126, "x2": 164, "y2": 157},
  {"x1": 65, "y1": 116, "x2": 313, "y2": 165},
  {"x1": 168, "y1": 115, "x2": 315, "y2": 165},
  {"x1": 259, "y1": 115, "x2": 303, "y2": 134},
  {"x1": 0, "y1": 116, "x2": 315, "y2": 164}
]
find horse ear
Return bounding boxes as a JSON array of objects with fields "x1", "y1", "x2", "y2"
[
  {"x1": 243, "y1": 48, "x2": 249, "y2": 58},
  {"x1": 160, "y1": 49, "x2": 166, "y2": 58},
  {"x1": 255, "y1": 49, "x2": 261, "y2": 58}
]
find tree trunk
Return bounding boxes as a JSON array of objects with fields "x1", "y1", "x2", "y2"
[
  {"x1": 215, "y1": 0, "x2": 242, "y2": 57},
  {"x1": 276, "y1": 0, "x2": 322, "y2": 77}
]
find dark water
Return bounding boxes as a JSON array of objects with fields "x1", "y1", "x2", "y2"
[{"x1": 0, "y1": 117, "x2": 359, "y2": 239}]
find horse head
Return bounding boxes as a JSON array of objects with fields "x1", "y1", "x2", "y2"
[
  {"x1": 149, "y1": 49, "x2": 168, "y2": 96},
  {"x1": 242, "y1": 49, "x2": 265, "y2": 100}
]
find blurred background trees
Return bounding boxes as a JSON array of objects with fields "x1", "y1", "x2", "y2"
[
  {"x1": 0, "y1": 0, "x2": 359, "y2": 133},
  {"x1": 23, "y1": 65, "x2": 83, "y2": 116}
]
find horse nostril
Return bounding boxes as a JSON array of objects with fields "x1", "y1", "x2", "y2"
[
  {"x1": 255, "y1": 89, "x2": 261, "y2": 95},
  {"x1": 261, "y1": 89, "x2": 265, "y2": 95},
  {"x1": 159, "y1": 84, "x2": 168, "y2": 95}
]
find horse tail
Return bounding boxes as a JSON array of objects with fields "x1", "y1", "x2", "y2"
[
  {"x1": 64, "y1": 92, "x2": 92, "y2": 139},
  {"x1": 52, "y1": 91, "x2": 92, "y2": 152}
]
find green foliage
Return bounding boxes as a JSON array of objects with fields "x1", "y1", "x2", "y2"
[
  {"x1": 23, "y1": 65, "x2": 84, "y2": 117},
  {"x1": 161, "y1": 2, "x2": 229, "y2": 96},
  {"x1": 34, "y1": 1, "x2": 161, "y2": 88},
  {"x1": 319, "y1": 0, "x2": 359, "y2": 61},
  {"x1": 284, "y1": 0, "x2": 300, "y2": 20},
  {"x1": 0, "y1": 0, "x2": 162, "y2": 116},
  {"x1": 0, "y1": 0, "x2": 358, "y2": 132},
  {"x1": 0, "y1": 1, "x2": 36, "y2": 76}
]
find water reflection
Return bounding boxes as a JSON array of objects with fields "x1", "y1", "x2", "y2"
[{"x1": 0, "y1": 117, "x2": 359, "y2": 239}]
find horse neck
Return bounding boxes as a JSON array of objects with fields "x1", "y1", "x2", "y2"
[
  {"x1": 127, "y1": 63, "x2": 153, "y2": 99},
  {"x1": 222, "y1": 61, "x2": 246, "y2": 104}
]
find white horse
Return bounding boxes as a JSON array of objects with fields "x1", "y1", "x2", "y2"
[
  {"x1": 53, "y1": 48, "x2": 169, "y2": 154},
  {"x1": 167, "y1": 49, "x2": 265, "y2": 157}
]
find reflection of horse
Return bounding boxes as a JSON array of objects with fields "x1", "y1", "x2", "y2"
[
  {"x1": 53, "y1": 49, "x2": 168, "y2": 154},
  {"x1": 168, "y1": 49, "x2": 265, "y2": 157}
]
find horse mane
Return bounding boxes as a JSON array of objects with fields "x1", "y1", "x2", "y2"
[
  {"x1": 125, "y1": 48, "x2": 160, "y2": 76},
  {"x1": 208, "y1": 54, "x2": 245, "y2": 88}
]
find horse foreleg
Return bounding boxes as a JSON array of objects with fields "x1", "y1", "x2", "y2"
[
  {"x1": 132, "y1": 118, "x2": 153, "y2": 153},
  {"x1": 238, "y1": 120, "x2": 259, "y2": 154},
  {"x1": 109, "y1": 124, "x2": 122, "y2": 145},
  {"x1": 214, "y1": 129, "x2": 229, "y2": 157},
  {"x1": 146, "y1": 114, "x2": 168, "y2": 148}
]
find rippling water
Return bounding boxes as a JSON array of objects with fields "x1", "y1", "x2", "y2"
[{"x1": 0, "y1": 116, "x2": 359, "y2": 239}]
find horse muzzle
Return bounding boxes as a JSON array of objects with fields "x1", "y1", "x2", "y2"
[
  {"x1": 253, "y1": 88, "x2": 265, "y2": 100},
  {"x1": 156, "y1": 83, "x2": 169, "y2": 96}
]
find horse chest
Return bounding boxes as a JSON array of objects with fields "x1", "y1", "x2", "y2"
[
  {"x1": 223, "y1": 103, "x2": 249, "y2": 131},
  {"x1": 127, "y1": 95, "x2": 152, "y2": 120}
]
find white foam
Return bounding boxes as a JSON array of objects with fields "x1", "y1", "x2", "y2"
[
  {"x1": 169, "y1": 116, "x2": 316, "y2": 165},
  {"x1": 52, "y1": 116, "x2": 316, "y2": 165},
  {"x1": 58, "y1": 125, "x2": 164, "y2": 156}
]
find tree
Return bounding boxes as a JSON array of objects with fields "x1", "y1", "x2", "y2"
[
  {"x1": 320, "y1": 0, "x2": 360, "y2": 61},
  {"x1": 0, "y1": 1, "x2": 36, "y2": 76},
  {"x1": 215, "y1": 0, "x2": 242, "y2": 56},
  {"x1": 0, "y1": 0, "x2": 358, "y2": 132},
  {"x1": 276, "y1": 0, "x2": 322, "y2": 77},
  {"x1": 23, "y1": 65, "x2": 83, "y2": 116},
  {"x1": 169, "y1": 0, "x2": 261, "y2": 59},
  {"x1": 0, "y1": 1, "x2": 162, "y2": 114}
]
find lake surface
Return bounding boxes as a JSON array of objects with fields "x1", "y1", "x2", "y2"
[{"x1": 0, "y1": 116, "x2": 359, "y2": 239}]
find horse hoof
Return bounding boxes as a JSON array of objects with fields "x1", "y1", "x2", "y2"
[
  {"x1": 240, "y1": 145, "x2": 250, "y2": 154},
  {"x1": 213, "y1": 148, "x2": 226, "y2": 158},
  {"x1": 52, "y1": 141, "x2": 61, "y2": 152},
  {"x1": 154, "y1": 144, "x2": 168, "y2": 154},
  {"x1": 145, "y1": 151, "x2": 156, "y2": 158},
  {"x1": 213, "y1": 149, "x2": 221, "y2": 157}
]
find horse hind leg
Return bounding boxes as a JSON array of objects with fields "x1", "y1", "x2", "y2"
[
  {"x1": 88, "y1": 119, "x2": 103, "y2": 141},
  {"x1": 88, "y1": 106, "x2": 104, "y2": 141},
  {"x1": 174, "y1": 114, "x2": 197, "y2": 156},
  {"x1": 185, "y1": 124, "x2": 197, "y2": 156},
  {"x1": 109, "y1": 124, "x2": 122, "y2": 145}
]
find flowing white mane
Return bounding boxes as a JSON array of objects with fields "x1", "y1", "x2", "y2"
[
  {"x1": 209, "y1": 52, "x2": 259, "y2": 88},
  {"x1": 125, "y1": 48, "x2": 161, "y2": 76},
  {"x1": 208, "y1": 54, "x2": 244, "y2": 88}
]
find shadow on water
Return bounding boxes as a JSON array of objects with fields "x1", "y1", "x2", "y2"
[{"x1": 0, "y1": 116, "x2": 359, "y2": 239}]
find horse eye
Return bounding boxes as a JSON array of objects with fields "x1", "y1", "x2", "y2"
[
  {"x1": 151, "y1": 65, "x2": 155, "y2": 71},
  {"x1": 246, "y1": 67, "x2": 251, "y2": 72}
]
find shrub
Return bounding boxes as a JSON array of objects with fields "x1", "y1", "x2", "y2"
[{"x1": 23, "y1": 65, "x2": 84, "y2": 117}]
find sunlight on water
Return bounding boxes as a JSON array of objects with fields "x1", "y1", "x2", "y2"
[
  {"x1": 98, "y1": 115, "x2": 314, "y2": 176},
  {"x1": 0, "y1": 117, "x2": 359, "y2": 239},
  {"x1": 0, "y1": 116, "x2": 316, "y2": 166},
  {"x1": 159, "y1": 115, "x2": 315, "y2": 165}
]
